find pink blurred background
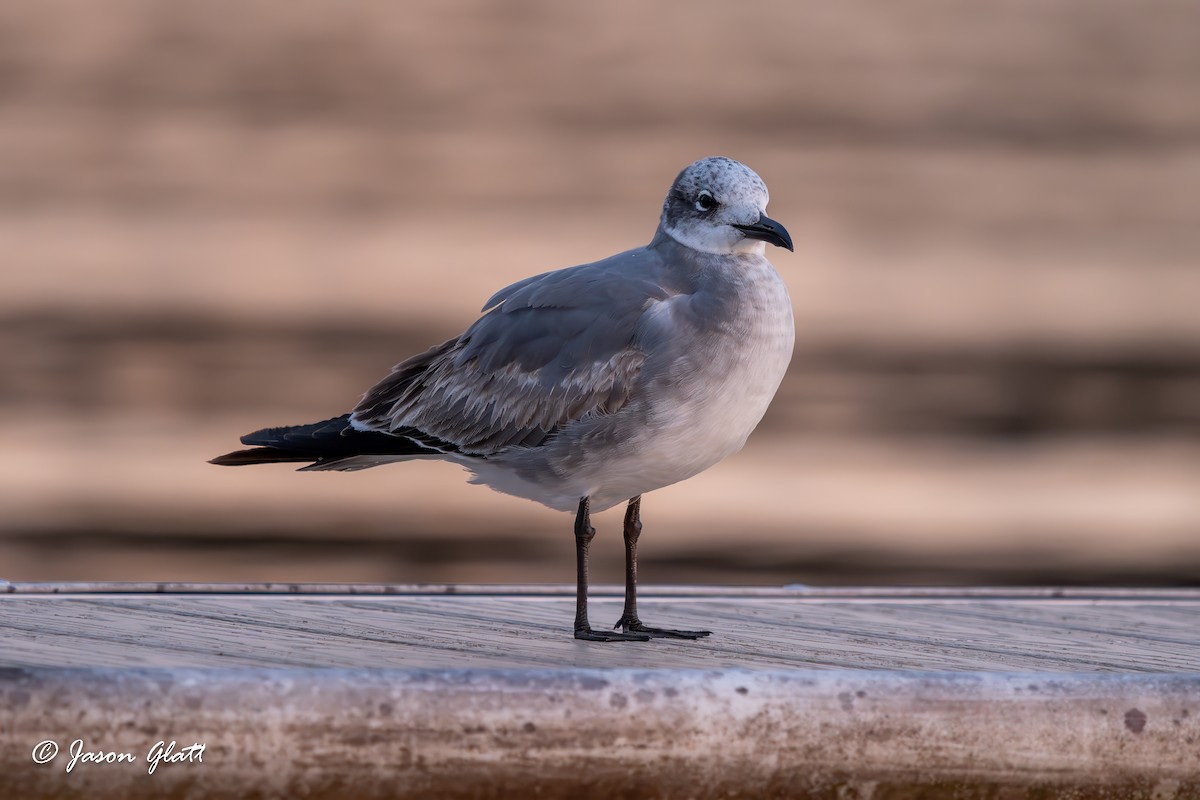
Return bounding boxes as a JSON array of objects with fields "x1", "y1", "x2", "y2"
[{"x1": 2, "y1": 0, "x2": 1198, "y2": 586}]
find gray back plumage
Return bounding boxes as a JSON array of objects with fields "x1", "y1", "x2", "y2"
[{"x1": 352, "y1": 244, "x2": 684, "y2": 455}]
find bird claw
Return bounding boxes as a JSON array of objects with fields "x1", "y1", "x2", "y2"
[
  {"x1": 575, "y1": 626, "x2": 651, "y2": 642},
  {"x1": 614, "y1": 616, "x2": 712, "y2": 640}
]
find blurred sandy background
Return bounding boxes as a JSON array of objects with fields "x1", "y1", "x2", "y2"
[{"x1": 1, "y1": 0, "x2": 1198, "y2": 586}]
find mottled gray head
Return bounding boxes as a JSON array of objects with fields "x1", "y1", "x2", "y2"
[{"x1": 660, "y1": 156, "x2": 793, "y2": 256}]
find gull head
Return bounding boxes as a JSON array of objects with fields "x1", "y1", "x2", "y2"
[{"x1": 660, "y1": 156, "x2": 793, "y2": 256}]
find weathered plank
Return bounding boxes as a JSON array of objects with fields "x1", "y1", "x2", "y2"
[
  {"x1": 2, "y1": 668, "x2": 1198, "y2": 800},
  {"x1": 2, "y1": 585, "x2": 1198, "y2": 799},
  {"x1": 2, "y1": 584, "x2": 1198, "y2": 671}
]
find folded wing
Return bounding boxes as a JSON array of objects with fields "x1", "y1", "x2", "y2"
[{"x1": 352, "y1": 251, "x2": 673, "y2": 456}]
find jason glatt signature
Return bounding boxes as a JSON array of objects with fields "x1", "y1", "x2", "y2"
[{"x1": 32, "y1": 738, "x2": 206, "y2": 775}]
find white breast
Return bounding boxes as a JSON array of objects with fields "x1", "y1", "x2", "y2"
[
  {"x1": 584, "y1": 259, "x2": 794, "y2": 508},
  {"x1": 466, "y1": 258, "x2": 794, "y2": 512}
]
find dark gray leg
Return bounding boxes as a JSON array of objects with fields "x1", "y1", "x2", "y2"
[
  {"x1": 613, "y1": 496, "x2": 711, "y2": 639},
  {"x1": 573, "y1": 496, "x2": 649, "y2": 642}
]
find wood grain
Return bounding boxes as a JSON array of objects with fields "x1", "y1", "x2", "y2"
[{"x1": 3, "y1": 584, "x2": 1197, "y2": 672}]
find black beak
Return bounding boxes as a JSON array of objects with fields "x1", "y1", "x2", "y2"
[{"x1": 733, "y1": 214, "x2": 793, "y2": 252}]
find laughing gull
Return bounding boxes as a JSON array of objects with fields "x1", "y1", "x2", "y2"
[{"x1": 212, "y1": 156, "x2": 795, "y2": 641}]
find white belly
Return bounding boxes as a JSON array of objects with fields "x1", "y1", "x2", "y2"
[
  {"x1": 467, "y1": 260, "x2": 795, "y2": 512},
  {"x1": 581, "y1": 266, "x2": 794, "y2": 509}
]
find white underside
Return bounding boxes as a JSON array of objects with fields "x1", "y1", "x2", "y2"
[
  {"x1": 463, "y1": 260, "x2": 794, "y2": 512},
  {"x1": 330, "y1": 255, "x2": 794, "y2": 514}
]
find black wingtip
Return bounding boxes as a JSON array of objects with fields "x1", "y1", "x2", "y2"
[
  {"x1": 239, "y1": 414, "x2": 355, "y2": 447},
  {"x1": 209, "y1": 447, "x2": 315, "y2": 466},
  {"x1": 211, "y1": 414, "x2": 445, "y2": 469}
]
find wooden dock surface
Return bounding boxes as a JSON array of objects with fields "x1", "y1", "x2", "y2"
[
  {"x1": 3, "y1": 583, "x2": 1199, "y2": 799},
  {"x1": 3, "y1": 582, "x2": 1200, "y2": 671}
]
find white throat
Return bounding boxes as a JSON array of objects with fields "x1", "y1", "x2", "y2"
[{"x1": 662, "y1": 220, "x2": 765, "y2": 256}]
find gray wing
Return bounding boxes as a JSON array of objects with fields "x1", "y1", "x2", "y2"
[{"x1": 352, "y1": 247, "x2": 674, "y2": 455}]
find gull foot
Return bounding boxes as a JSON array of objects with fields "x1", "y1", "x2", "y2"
[
  {"x1": 614, "y1": 615, "x2": 712, "y2": 640},
  {"x1": 575, "y1": 626, "x2": 652, "y2": 642}
]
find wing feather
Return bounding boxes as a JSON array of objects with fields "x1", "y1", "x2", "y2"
[{"x1": 352, "y1": 249, "x2": 673, "y2": 455}]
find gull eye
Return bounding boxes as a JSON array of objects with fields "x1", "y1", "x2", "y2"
[{"x1": 695, "y1": 191, "x2": 717, "y2": 212}]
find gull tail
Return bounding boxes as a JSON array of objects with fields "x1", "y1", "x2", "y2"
[{"x1": 209, "y1": 414, "x2": 449, "y2": 472}]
